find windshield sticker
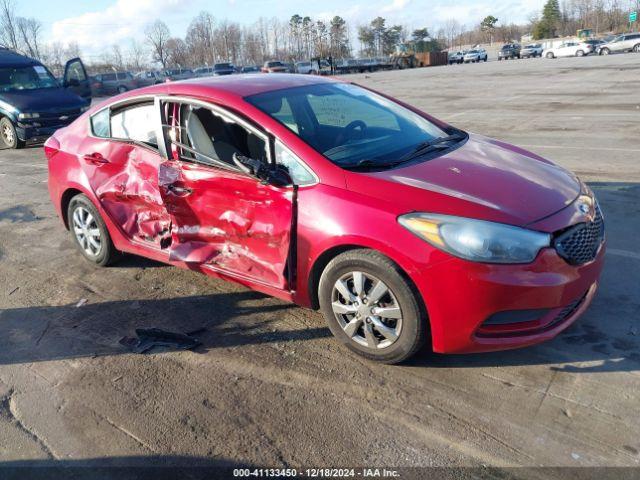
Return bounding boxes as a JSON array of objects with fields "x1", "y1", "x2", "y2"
[{"x1": 33, "y1": 65, "x2": 49, "y2": 79}]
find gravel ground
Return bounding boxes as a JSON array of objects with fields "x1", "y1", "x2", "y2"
[{"x1": 0, "y1": 53, "x2": 639, "y2": 475}]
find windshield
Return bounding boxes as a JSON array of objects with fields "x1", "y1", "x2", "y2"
[
  {"x1": 467, "y1": 50, "x2": 478, "y2": 54},
  {"x1": 0, "y1": 65, "x2": 58, "y2": 92},
  {"x1": 246, "y1": 83, "x2": 462, "y2": 170}
]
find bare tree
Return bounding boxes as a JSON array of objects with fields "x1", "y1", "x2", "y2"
[
  {"x1": 128, "y1": 39, "x2": 147, "y2": 71},
  {"x1": 16, "y1": 17, "x2": 42, "y2": 59},
  {"x1": 0, "y1": 0, "x2": 18, "y2": 49},
  {"x1": 145, "y1": 20, "x2": 171, "y2": 68}
]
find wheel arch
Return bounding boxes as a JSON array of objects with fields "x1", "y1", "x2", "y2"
[
  {"x1": 307, "y1": 245, "x2": 430, "y2": 332},
  {"x1": 60, "y1": 187, "x2": 85, "y2": 229}
]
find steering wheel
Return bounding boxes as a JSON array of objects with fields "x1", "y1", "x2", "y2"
[{"x1": 337, "y1": 120, "x2": 367, "y2": 145}]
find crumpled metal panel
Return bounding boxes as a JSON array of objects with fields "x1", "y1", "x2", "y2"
[
  {"x1": 158, "y1": 160, "x2": 293, "y2": 289},
  {"x1": 93, "y1": 144, "x2": 171, "y2": 246}
]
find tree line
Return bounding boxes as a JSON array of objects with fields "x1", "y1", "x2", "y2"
[{"x1": 1, "y1": 0, "x2": 638, "y2": 75}]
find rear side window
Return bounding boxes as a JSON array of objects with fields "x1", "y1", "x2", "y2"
[
  {"x1": 111, "y1": 103, "x2": 157, "y2": 147},
  {"x1": 90, "y1": 103, "x2": 157, "y2": 148},
  {"x1": 103, "y1": 73, "x2": 116, "y2": 81},
  {"x1": 90, "y1": 109, "x2": 110, "y2": 138}
]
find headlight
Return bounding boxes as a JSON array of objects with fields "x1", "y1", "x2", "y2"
[
  {"x1": 18, "y1": 112, "x2": 40, "y2": 120},
  {"x1": 398, "y1": 213, "x2": 550, "y2": 264}
]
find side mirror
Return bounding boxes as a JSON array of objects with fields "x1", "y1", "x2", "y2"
[{"x1": 232, "y1": 153, "x2": 292, "y2": 187}]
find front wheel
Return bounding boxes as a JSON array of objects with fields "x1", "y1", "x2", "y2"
[
  {"x1": 633, "y1": 44, "x2": 640, "y2": 53},
  {"x1": 546, "y1": 52, "x2": 555, "y2": 59},
  {"x1": 67, "y1": 194, "x2": 120, "y2": 266},
  {"x1": 318, "y1": 249, "x2": 427, "y2": 364},
  {"x1": 576, "y1": 50, "x2": 585, "y2": 57},
  {"x1": 0, "y1": 117, "x2": 24, "y2": 149},
  {"x1": 600, "y1": 48, "x2": 610, "y2": 55},
  {"x1": 117, "y1": 85, "x2": 128, "y2": 94}
]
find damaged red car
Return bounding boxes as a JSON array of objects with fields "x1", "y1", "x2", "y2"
[{"x1": 45, "y1": 75, "x2": 605, "y2": 364}]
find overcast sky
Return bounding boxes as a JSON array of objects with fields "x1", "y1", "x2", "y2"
[{"x1": 23, "y1": 0, "x2": 547, "y2": 57}]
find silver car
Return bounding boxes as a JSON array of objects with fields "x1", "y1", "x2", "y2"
[
  {"x1": 520, "y1": 44, "x2": 543, "y2": 58},
  {"x1": 598, "y1": 32, "x2": 640, "y2": 55},
  {"x1": 463, "y1": 49, "x2": 488, "y2": 63}
]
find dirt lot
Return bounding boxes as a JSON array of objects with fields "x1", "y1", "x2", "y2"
[{"x1": 0, "y1": 53, "x2": 639, "y2": 475}]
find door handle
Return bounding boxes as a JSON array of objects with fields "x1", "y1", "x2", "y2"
[
  {"x1": 83, "y1": 152, "x2": 109, "y2": 165},
  {"x1": 167, "y1": 183, "x2": 193, "y2": 196}
]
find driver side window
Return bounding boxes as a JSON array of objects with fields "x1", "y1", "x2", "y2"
[{"x1": 163, "y1": 102, "x2": 268, "y2": 170}]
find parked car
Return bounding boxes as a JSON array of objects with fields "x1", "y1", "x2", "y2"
[
  {"x1": 597, "y1": 32, "x2": 640, "y2": 55},
  {"x1": 45, "y1": 75, "x2": 605, "y2": 364},
  {"x1": 240, "y1": 65, "x2": 260, "y2": 73},
  {"x1": 0, "y1": 48, "x2": 90, "y2": 148},
  {"x1": 261, "y1": 61, "x2": 288, "y2": 73},
  {"x1": 213, "y1": 63, "x2": 235, "y2": 76},
  {"x1": 544, "y1": 41, "x2": 593, "y2": 58},
  {"x1": 164, "y1": 68, "x2": 195, "y2": 81},
  {"x1": 92, "y1": 72, "x2": 138, "y2": 95},
  {"x1": 463, "y1": 48, "x2": 488, "y2": 63},
  {"x1": 194, "y1": 66, "x2": 214, "y2": 77},
  {"x1": 583, "y1": 39, "x2": 606, "y2": 52},
  {"x1": 498, "y1": 44, "x2": 521, "y2": 60},
  {"x1": 448, "y1": 51, "x2": 464, "y2": 64},
  {"x1": 295, "y1": 60, "x2": 331, "y2": 75},
  {"x1": 520, "y1": 44, "x2": 543, "y2": 58},
  {"x1": 134, "y1": 70, "x2": 166, "y2": 87}
]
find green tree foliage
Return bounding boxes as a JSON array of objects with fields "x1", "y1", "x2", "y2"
[{"x1": 533, "y1": 0, "x2": 561, "y2": 39}]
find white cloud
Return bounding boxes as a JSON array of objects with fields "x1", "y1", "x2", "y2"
[
  {"x1": 381, "y1": 0, "x2": 411, "y2": 13},
  {"x1": 50, "y1": 0, "x2": 192, "y2": 54}
]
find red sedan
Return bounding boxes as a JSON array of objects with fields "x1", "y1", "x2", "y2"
[{"x1": 45, "y1": 74, "x2": 605, "y2": 364}]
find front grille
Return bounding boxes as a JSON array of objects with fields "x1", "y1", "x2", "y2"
[{"x1": 554, "y1": 203, "x2": 604, "y2": 265}]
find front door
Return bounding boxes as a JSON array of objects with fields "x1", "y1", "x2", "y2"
[
  {"x1": 158, "y1": 98, "x2": 294, "y2": 290},
  {"x1": 63, "y1": 58, "x2": 92, "y2": 100}
]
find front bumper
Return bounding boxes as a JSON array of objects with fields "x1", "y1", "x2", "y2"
[
  {"x1": 417, "y1": 244, "x2": 605, "y2": 354},
  {"x1": 17, "y1": 119, "x2": 76, "y2": 144}
]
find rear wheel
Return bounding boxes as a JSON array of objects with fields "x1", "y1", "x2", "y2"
[
  {"x1": 576, "y1": 49, "x2": 585, "y2": 57},
  {"x1": 546, "y1": 52, "x2": 555, "y2": 59},
  {"x1": 600, "y1": 48, "x2": 610, "y2": 55},
  {"x1": 633, "y1": 44, "x2": 640, "y2": 53},
  {"x1": 117, "y1": 85, "x2": 127, "y2": 94},
  {"x1": 0, "y1": 117, "x2": 24, "y2": 149},
  {"x1": 67, "y1": 194, "x2": 120, "y2": 266},
  {"x1": 318, "y1": 249, "x2": 427, "y2": 364}
]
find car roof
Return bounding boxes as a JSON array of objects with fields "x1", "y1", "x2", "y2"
[
  {"x1": 165, "y1": 73, "x2": 338, "y2": 98},
  {"x1": 0, "y1": 48, "x2": 40, "y2": 67}
]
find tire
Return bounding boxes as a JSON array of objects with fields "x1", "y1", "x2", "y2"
[
  {"x1": 67, "y1": 194, "x2": 120, "y2": 267},
  {"x1": 484, "y1": 56, "x2": 487, "y2": 62},
  {"x1": 600, "y1": 48, "x2": 610, "y2": 55},
  {"x1": 633, "y1": 44, "x2": 640, "y2": 53},
  {"x1": 0, "y1": 117, "x2": 24, "y2": 149},
  {"x1": 318, "y1": 249, "x2": 427, "y2": 364},
  {"x1": 546, "y1": 52, "x2": 554, "y2": 59},
  {"x1": 117, "y1": 85, "x2": 127, "y2": 94},
  {"x1": 576, "y1": 50, "x2": 584, "y2": 57}
]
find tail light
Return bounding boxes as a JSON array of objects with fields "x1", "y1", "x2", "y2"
[{"x1": 44, "y1": 135, "x2": 60, "y2": 159}]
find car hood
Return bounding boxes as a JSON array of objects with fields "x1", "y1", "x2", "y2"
[
  {"x1": 346, "y1": 133, "x2": 581, "y2": 227},
  {"x1": 0, "y1": 88, "x2": 87, "y2": 113}
]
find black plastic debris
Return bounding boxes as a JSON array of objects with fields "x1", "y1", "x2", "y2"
[{"x1": 119, "y1": 328, "x2": 202, "y2": 354}]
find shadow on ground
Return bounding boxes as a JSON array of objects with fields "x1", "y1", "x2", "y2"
[{"x1": 0, "y1": 183, "x2": 638, "y2": 373}]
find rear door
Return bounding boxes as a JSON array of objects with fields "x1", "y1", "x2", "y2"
[
  {"x1": 81, "y1": 100, "x2": 171, "y2": 248},
  {"x1": 63, "y1": 58, "x2": 92, "y2": 100},
  {"x1": 157, "y1": 97, "x2": 294, "y2": 289}
]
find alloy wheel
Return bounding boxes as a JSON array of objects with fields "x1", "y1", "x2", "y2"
[
  {"x1": 72, "y1": 206, "x2": 102, "y2": 256},
  {"x1": 1, "y1": 122, "x2": 15, "y2": 146},
  {"x1": 331, "y1": 271, "x2": 403, "y2": 349}
]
